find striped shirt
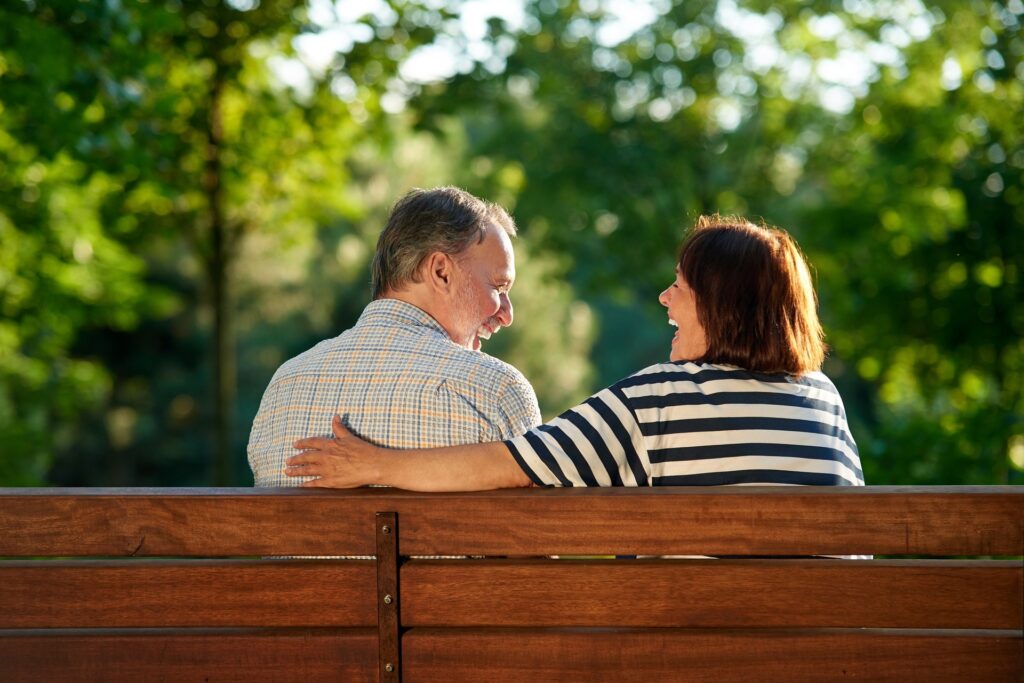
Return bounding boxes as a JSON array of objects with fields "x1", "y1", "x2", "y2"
[
  {"x1": 248, "y1": 298, "x2": 542, "y2": 487},
  {"x1": 506, "y1": 362, "x2": 863, "y2": 488}
]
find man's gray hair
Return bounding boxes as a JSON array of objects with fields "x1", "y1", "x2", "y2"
[{"x1": 371, "y1": 187, "x2": 516, "y2": 299}]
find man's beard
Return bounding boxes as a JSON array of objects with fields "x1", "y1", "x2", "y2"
[{"x1": 450, "y1": 283, "x2": 498, "y2": 351}]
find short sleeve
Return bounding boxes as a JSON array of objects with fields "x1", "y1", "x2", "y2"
[
  {"x1": 504, "y1": 383, "x2": 650, "y2": 487},
  {"x1": 247, "y1": 374, "x2": 280, "y2": 487},
  {"x1": 486, "y1": 366, "x2": 543, "y2": 441}
]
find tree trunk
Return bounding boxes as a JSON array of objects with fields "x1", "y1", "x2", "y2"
[{"x1": 204, "y1": 59, "x2": 233, "y2": 486}]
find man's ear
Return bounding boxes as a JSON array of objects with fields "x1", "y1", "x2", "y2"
[{"x1": 424, "y1": 251, "x2": 454, "y2": 293}]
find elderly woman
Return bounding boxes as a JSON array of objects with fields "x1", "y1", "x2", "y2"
[{"x1": 285, "y1": 215, "x2": 864, "y2": 491}]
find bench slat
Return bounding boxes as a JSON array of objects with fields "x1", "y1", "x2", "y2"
[
  {"x1": 401, "y1": 558, "x2": 1024, "y2": 629},
  {"x1": 0, "y1": 628, "x2": 376, "y2": 683},
  {"x1": 0, "y1": 560, "x2": 376, "y2": 628},
  {"x1": 396, "y1": 487, "x2": 1024, "y2": 556},
  {"x1": 401, "y1": 627, "x2": 1024, "y2": 682},
  {"x1": 0, "y1": 487, "x2": 1020, "y2": 556},
  {"x1": 0, "y1": 489, "x2": 377, "y2": 556}
]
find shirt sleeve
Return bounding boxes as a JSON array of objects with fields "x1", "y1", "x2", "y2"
[
  {"x1": 830, "y1": 384, "x2": 865, "y2": 486},
  {"x1": 246, "y1": 379, "x2": 277, "y2": 487},
  {"x1": 246, "y1": 366, "x2": 300, "y2": 488},
  {"x1": 504, "y1": 382, "x2": 650, "y2": 487},
  {"x1": 486, "y1": 366, "x2": 543, "y2": 441}
]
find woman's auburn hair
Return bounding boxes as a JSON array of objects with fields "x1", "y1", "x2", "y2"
[{"x1": 678, "y1": 214, "x2": 826, "y2": 375}]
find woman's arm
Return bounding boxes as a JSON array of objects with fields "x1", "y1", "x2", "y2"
[{"x1": 285, "y1": 415, "x2": 532, "y2": 491}]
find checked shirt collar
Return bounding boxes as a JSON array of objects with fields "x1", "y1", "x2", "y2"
[{"x1": 356, "y1": 298, "x2": 452, "y2": 341}]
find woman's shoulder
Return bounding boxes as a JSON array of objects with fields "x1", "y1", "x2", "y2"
[
  {"x1": 787, "y1": 369, "x2": 842, "y2": 394},
  {"x1": 620, "y1": 361, "x2": 796, "y2": 381},
  {"x1": 612, "y1": 361, "x2": 766, "y2": 392},
  {"x1": 613, "y1": 361, "x2": 706, "y2": 387},
  {"x1": 613, "y1": 362, "x2": 843, "y2": 395}
]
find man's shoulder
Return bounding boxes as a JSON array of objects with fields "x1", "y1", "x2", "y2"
[
  {"x1": 265, "y1": 325, "x2": 530, "y2": 392},
  {"x1": 451, "y1": 351, "x2": 540, "y2": 433},
  {"x1": 269, "y1": 335, "x2": 347, "y2": 382},
  {"x1": 455, "y1": 350, "x2": 534, "y2": 393}
]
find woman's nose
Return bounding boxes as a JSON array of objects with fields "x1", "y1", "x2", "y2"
[{"x1": 658, "y1": 287, "x2": 671, "y2": 307}]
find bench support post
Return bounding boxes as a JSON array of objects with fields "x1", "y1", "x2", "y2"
[{"x1": 376, "y1": 511, "x2": 400, "y2": 683}]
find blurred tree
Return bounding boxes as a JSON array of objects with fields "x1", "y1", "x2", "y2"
[
  {"x1": 0, "y1": 0, "x2": 445, "y2": 483},
  {"x1": 409, "y1": 0, "x2": 1022, "y2": 482},
  {"x1": 2, "y1": 0, "x2": 1019, "y2": 487},
  {"x1": 773, "y1": 0, "x2": 1024, "y2": 483},
  {"x1": 1, "y1": 0, "x2": 596, "y2": 486},
  {"x1": 0, "y1": 0, "x2": 177, "y2": 483}
]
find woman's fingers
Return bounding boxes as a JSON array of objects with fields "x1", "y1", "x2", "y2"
[
  {"x1": 284, "y1": 462, "x2": 321, "y2": 478},
  {"x1": 284, "y1": 464, "x2": 312, "y2": 477},
  {"x1": 293, "y1": 416, "x2": 351, "y2": 450},
  {"x1": 286, "y1": 416, "x2": 368, "y2": 487},
  {"x1": 286, "y1": 452, "x2": 319, "y2": 467},
  {"x1": 331, "y1": 414, "x2": 351, "y2": 438},
  {"x1": 293, "y1": 436, "x2": 332, "y2": 450}
]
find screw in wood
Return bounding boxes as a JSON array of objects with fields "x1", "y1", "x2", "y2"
[
  {"x1": 384, "y1": 594, "x2": 393, "y2": 605},
  {"x1": 382, "y1": 525, "x2": 391, "y2": 534},
  {"x1": 385, "y1": 663, "x2": 394, "y2": 673}
]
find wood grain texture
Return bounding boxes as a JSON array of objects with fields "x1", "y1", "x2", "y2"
[
  {"x1": 0, "y1": 487, "x2": 1021, "y2": 557},
  {"x1": 401, "y1": 558, "x2": 1023, "y2": 629},
  {"x1": 0, "y1": 628, "x2": 376, "y2": 683},
  {"x1": 401, "y1": 627, "x2": 1024, "y2": 682},
  {"x1": 0, "y1": 559, "x2": 375, "y2": 628},
  {"x1": 0, "y1": 488, "x2": 379, "y2": 557}
]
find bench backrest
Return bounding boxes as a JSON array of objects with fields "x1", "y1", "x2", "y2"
[{"x1": 1, "y1": 486, "x2": 1021, "y2": 682}]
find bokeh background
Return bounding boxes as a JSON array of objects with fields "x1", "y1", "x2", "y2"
[{"x1": 1, "y1": 0, "x2": 1021, "y2": 487}]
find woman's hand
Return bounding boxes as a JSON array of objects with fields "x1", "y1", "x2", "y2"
[
  {"x1": 286, "y1": 415, "x2": 381, "y2": 488},
  {"x1": 287, "y1": 416, "x2": 530, "y2": 491}
]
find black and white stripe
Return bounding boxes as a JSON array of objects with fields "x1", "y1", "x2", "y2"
[{"x1": 506, "y1": 362, "x2": 864, "y2": 488}]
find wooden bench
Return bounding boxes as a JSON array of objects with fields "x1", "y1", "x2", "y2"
[{"x1": 0, "y1": 486, "x2": 1020, "y2": 682}]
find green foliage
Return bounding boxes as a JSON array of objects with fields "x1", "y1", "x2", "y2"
[
  {"x1": 412, "y1": 0, "x2": 1022, "y2": 483},
  {"x1": 1, "y1": 0, "x2": 1020, "y2": 485},
  {"x1": 774, "y1": 1, "x2": 1024, "y2": 484}
]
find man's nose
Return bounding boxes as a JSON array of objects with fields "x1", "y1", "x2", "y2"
[{"x1": 496, "y1": 293, "x2": 513, "y2": 327}]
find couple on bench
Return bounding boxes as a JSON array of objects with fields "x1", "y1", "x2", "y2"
[{"x1": 248, "y1": 187, "x2": 862, "y2": 494}]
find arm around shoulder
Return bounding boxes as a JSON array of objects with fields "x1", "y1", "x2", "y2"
[{"x1": 286, "y1": 416, "x2": 533, "y2": 491}]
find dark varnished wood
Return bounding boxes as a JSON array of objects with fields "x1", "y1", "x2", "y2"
[
  {"x1": 377, "y1": 512, "x2": 401, "y2": 682},
  {"x1": 0, "y1": 488, "x2": 379, "y2": 557},
  {"x1": 0, "y1": 628, "x2": 377, "y2": 683},
  {"x1": 400, "y1": 558, "x2": 1023, "y2": 629},
  {"x1": 401, "y1": 627, "x2": 1024, "y2": 682},
  {"x1": 0, "y1": 487, "x2": 1021, "y2": 557},
  {"x1": 0, "y1": 559, "x2": 375, "y2": 628},
  {"x1": 0, "y1": 487, "x2": 1021, "y2": 680}
]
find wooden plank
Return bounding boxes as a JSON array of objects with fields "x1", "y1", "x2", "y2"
[
  {"x1": 401, "y1": 627, "x2": 1024, "y2": 682},
  {"x1": 392, "y1": 487, "x2": 1024, "y2": 557},
  {"x1": 401, "y1": 558, "x2": 1023, "y2": 630},
  {"x1": 0, "y1": 488, "x2": 378, "y2": 557},
  {"x1": 0, "y1": 628, "x2": 376, "y2": 683},
  {"x1": 0, "y1": 487, "x2": 1020, "y2": 557},
  {"x1": 0, "y1": 559, "x2": 375, "y2": 628},
  {"x1": 376, "y1": 512, "x2": 401, "y2": 682}
]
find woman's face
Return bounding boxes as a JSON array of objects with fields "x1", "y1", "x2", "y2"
[{"x1": 658, "y1": 269, "x2": 708, "y2": 362}]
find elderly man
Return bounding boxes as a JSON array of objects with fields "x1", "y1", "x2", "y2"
[{"x1": 248, "y1": 187, "x2": 541, "y2": 486}]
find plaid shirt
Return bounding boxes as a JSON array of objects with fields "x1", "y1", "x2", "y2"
[{"x1": 248, "y1": 298, "x2": 542, "y2": 487}]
